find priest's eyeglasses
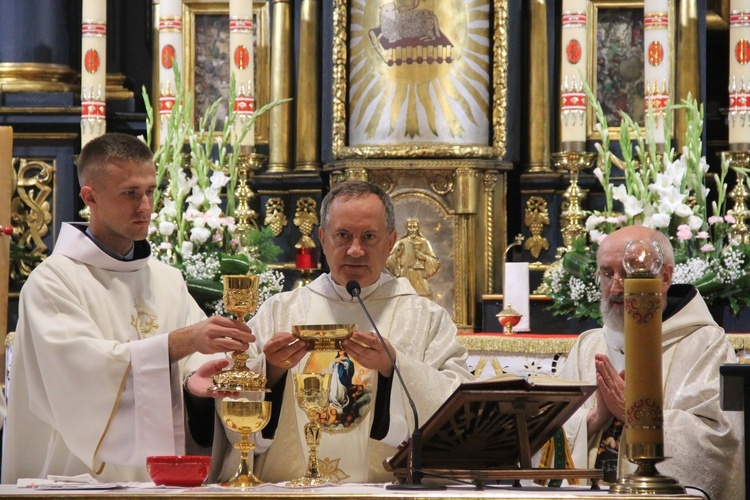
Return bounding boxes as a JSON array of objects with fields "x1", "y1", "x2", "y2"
[{"x1": 594, "y1": 270, "x2": 625, "y2": 288}]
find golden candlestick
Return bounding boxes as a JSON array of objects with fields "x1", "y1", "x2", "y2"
[
  {"x1": 552, "y1": 151, "x2": 596, "y2": 248},
  {"x1": 725, "y1": 151, "x2": 750, "y2": 244},
  {"x1": 234, "y1": 151, "x2": 265, "y2": 233},
  {"x1": 287, "y1": 372, "x2": 332, "y2": 487},
  {"x1": 610, "y1": 241, "x2": 685, "y2": 495}
]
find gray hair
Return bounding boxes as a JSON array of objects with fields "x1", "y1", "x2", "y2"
[
  {"x1": 320, "y1": 181, "x2": 396, "y2": 233},
  {"x1": 77, "y1": 133, "x2": 153, "y2": 186}
]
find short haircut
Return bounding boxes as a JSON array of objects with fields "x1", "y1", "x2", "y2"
[
  {"x1": 77, "y1": 133, "x2": 153, "y2": 187},
  {"x1": 320, "y1": 180, "x2": 396, "y2": 233}
]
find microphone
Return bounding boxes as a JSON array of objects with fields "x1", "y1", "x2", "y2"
[{"x1": 346, "y1": 280, "x2": 443, "y2": 490}]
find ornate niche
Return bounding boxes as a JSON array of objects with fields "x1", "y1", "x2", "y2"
[{"x1": 327, "y1": 159, "x2": 510, "y2": 332}]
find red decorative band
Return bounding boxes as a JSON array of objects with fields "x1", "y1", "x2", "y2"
[
  {"x1": 646, "y1": 94, "x2": 669, "y2": 111},
  {"x1": 160, "y1": 96, "x2": 176, "y2": 115},
  {"x1": 233, "y1": 96, "x2": 255, "y2": 114},
  {"x1": 82, "y1": 23, "x2": 106, "y2": 37},
  {"x1": 159, "y1": 17, "x2": 183, "y2": 32},
  {"x1": 729, "y1": 92, "x2": 750, "y2": 112},
  {"x1": 562, "y1": 12, "x2": 585, "y2": 28},
  {"x1": 644, "y1": 13, "x2": 668, "y2": 29},
  {"x1": 229, "y1": 18, "x2": 254, "y2": 32},
  {"x1": 731, "y1": 12, "x2": 750, "y2": 27},
  {"x1": 81, "y1": 100, "x2": 106, "y2": 119},
  {"x1": 561, "y1": 92, "x2": 586, "y2": 111}
]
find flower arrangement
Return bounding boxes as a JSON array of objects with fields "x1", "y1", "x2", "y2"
[
  {"x1": 142, "y1": 65, "x2": 288, "y2": 315},
  {"x1": 544, "y1": 88, "x2": 750, "y2": 322}
]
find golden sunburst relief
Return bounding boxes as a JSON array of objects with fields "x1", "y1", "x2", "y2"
[{"x1": 348, "y1": 0, "x2": 491, "y2": 145}]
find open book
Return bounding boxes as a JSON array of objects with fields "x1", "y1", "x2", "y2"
[{"x1": 384, "y1": 373, "x2": 598, "y2": 485}]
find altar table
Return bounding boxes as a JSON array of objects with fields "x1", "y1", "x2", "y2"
[
  {"x1": 0, "y1": 482, "x2": 707, "y2": 499},
  {"x1": 458, "y1": 333, "x2": 750, "y2": 380}
]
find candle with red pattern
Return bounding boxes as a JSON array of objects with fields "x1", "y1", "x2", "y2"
[
  {"x1": 560, "y1": 0, "x2": 587, "y2": 151},
  {"x1": 230, "y1": 0, "x2": 255, "y2": 148},
  {"x1": 730, "y1": 2, "x2": 750, "y2": 146},
  {"x1": 81, "y1": 0, "x2": 106, "y2": 147},
  {"x1": 644, "y1": 0, "x2": 670, "y2": 145},
  {"x1": 158, "y1": 0, "x2": 183, "y2": 145}
]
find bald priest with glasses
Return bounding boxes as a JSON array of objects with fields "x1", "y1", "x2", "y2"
[{"x1": 556, "y1": 225, "x2": 743, "y2": 500}]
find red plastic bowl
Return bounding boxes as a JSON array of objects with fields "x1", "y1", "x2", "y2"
[{"x1": 146, "y1": 455, "x2": 211, "y2": 487}]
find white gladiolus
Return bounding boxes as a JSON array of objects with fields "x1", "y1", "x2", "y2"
[
  {"x1": 159, "y1": 221, "x2": 176, "y2": 236},
  {"x1": 190, "y1": 226, "x2": 212, "y2": 244}
]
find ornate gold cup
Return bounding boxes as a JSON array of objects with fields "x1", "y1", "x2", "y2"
[
  {"x1": 219, "y1": 397, "x2": 272, "y2": 488},
  {"x1": 212, "y1": 274, "x2": 270, "y2": 488},
  {"x1": 287, "y1": 373, "x2": 332, "y2": 487}
]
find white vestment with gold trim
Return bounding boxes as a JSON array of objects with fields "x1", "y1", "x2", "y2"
[
  {"x1": 210, "y1": 273, "x2": 474, "y2": 483},
  {"x1": 2, "y1": 223, "x2": 211, "y2": 483}
]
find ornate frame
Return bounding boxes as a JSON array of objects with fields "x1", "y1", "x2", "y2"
[
  {"x1": 331, "y1": 0, "x2": 508, "y2": 159},
  {"x1": 182, "y1": 0, "x2": 271, "y2": 144},
  {"x1": 586, "y1": 0, "x2": 675, "y2": 140}
]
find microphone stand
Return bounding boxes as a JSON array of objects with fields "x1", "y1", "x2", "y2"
[{"x1": 348, "y1": 281, "x2": 445, "y2": 490}]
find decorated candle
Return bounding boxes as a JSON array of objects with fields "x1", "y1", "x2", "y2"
[
  {"x1": 622, "y1": 240, "x2": 665, "y2": 460},
  {"x1": 230, "y1": 0, "x2": 255, "y2": 148},
  {"x1": 644, "y1": 0, "x2": 670, "y2": 145},
  {"x1": 560, "y1": 0, "x2": 587, "y2": 151},
  {"x1": 81, "y1": 0, "x2": 106, "y2": 147},
  {"x1": 158, "y1": 0, "x2": 183, "y2": 145},
  {"x1": 730, "y1": 2, "x2": 750, "y2": 146}
]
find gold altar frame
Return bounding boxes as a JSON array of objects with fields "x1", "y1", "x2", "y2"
[
  {"x1": 586, "y1": 0, "x2": 676, "y2": 141},
  {"x1": 331, "y1": 0, "x2": 508, "y2": 159},
  {"x1": 182, "y1": 0, "x2": 271, "y2": 144}
]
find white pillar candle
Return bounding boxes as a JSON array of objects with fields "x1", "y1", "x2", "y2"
[
  {"x1": 560, "y1": 0, "x2": 587, "y2": 150},
  {"x1": 81, "y1": 0, "x2": 106, "y2": 147},
  {"x1": 730, "y1": 2, "x2": 750, "y2": 146},
  {"x1": 230, "y1": 0, "x2": 255, "y2": 148},
  {"x1": 644, "y1": 0, "x2": 670, "y2": 144},
  {"x1": 158, "y1": 0, "x2": 183, "y2": 145}
]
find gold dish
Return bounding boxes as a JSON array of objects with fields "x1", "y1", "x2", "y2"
[{"x1": 292, "y1": 323, "x2": 357, "y2": 351}]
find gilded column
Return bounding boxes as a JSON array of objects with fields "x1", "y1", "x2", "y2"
[
  {"x1": 676, "y1": 0, "x2": 699, "y2": 150},
  {"x1": 527, "y1": 0, "x2": 551, "y2": 172},
  {"x1": 268, "y1": 0, "x2": 294, "y2": 173},
  {"x1": 295, "y1": 0, "x2": 321, "y2": 171}
]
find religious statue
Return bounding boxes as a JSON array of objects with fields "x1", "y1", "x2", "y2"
[{"x1": 386, "y1": 218, "x2": 440, "y2": 298}]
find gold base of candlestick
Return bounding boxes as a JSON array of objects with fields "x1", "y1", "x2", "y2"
[
  {"x1": 609, "y1": 460, "x2": 686, "y2": 495},
  {"x1": 552, "y1": 151, "x2": 596, "y2": 248},
  {"x1": 292, "y1": 268, "x2": 315, "y2": 289},
  {"x1": 234, "y1": 152, "x2": 266, "y2": 233}
]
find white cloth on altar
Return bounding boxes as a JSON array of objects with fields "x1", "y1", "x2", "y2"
[
  {"x1": 503, "y1": 262, "x2": 530, "y2": 332},
  {"x1": 2, "y1": 223, "x2": 212, "y2": 483},
  {"x1": 559, "y1": 286, "x2": 744, "y2": 500},
  {"x1": 210, "y1": 272, "x2": 474, "y2": 483}
]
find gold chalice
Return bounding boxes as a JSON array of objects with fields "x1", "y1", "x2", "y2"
[
  {"x1": 219, "y1": 397, "x2": 271, "y2": 488},
  {"x1": 286, "y1": 373, "x2": 332, "y2": 486},
  {"x1": 211, "y1": 274, "x2": 270, "y2": 488}
]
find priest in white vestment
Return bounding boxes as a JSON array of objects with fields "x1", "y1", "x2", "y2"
[
  {"x1": 2, "y1": 134, "x2": 254, "y2": 483},
  {"x1": 558, "y1": 225, "x2": 744, "y2": 500},
  {"x1": 192, "y1": 181, "x2": 474, "y2": 483}
]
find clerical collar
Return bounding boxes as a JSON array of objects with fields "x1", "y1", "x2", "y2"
[
  {"x1": 327, "y1": 273, "x2": 387, "y2": 302},
  {"x1": 85, "y1": 227, "x2": 135, "y2": 260}
]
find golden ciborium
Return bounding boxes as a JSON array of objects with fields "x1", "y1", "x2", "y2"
[
  {"x1": 212, "y1": 274, "x2": 270, "y2": 488},
  {"x1": 287, "y1": 372, "x2": 332, "y2": 487}
]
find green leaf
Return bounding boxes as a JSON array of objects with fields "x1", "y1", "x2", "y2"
[
  {"x1": 562, "y1": 249, "x2": 596, "y2": 280},
  {"x1": 693, "y1": 272, "x2": 723, "y2": 295},
  {"x1": 220, "y1": 253, "x2": 250, "y2": 275},
  {"x1": 187, "y1": 279, "x2": 223, "y2": 301}
]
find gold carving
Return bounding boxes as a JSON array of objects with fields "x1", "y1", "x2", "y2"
[
  {"x1": 264, "y1": 197, "x2": 287, "y2": 236},
  {"x1": 294, "y1": 197, "x2": 319, "y2": 250},
  {"x1": 10, "y1": 159, "x2": 55, "y2": 281},
  {"x1": 386, "y1": 218, "x2": 440, "y2": 298},
  {"x1": 131, "y1": 304, "x2": 158, "y2": 339},
  {"x1": 523, "y1": 196, "x2": 550, "y2": 259},
  {"x1": 484, "y1": 171, "x2": 499, "y2": 292}
]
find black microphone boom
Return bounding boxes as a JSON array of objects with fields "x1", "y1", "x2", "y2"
[{"x1": 345, "y1": 280, "x2": 444, "y2": 490}]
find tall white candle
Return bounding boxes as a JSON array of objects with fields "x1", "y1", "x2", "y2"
[
  {"x1": 730, "y1": 2, "x2": 750, "y2": 146},
  {"x1": 158, "y1": 0, "x2": 183, "y2": 145},
  {"x1": 230, "y1": 0, "x2": 255, "y2": 148},
  {"x1": 644, "y1": 0, "x2": 670, "y2": 144},
  {"x1": 81, "y1": 0, "x2": 106, "y2": 147},
  {"x1": 560, "y1": 0, "x2": 587, "y2": 150}
]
